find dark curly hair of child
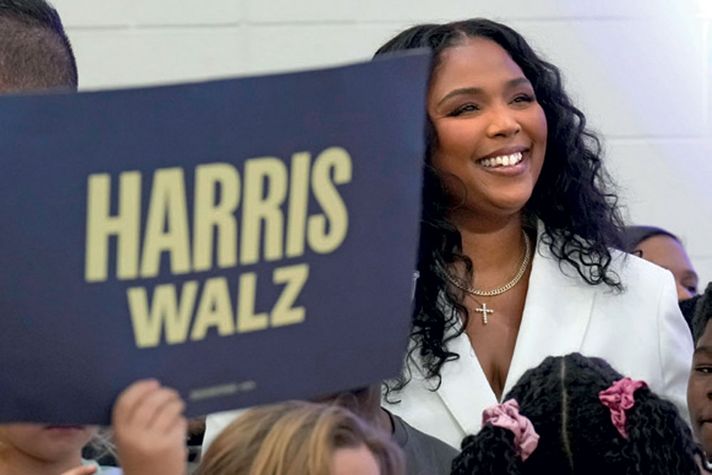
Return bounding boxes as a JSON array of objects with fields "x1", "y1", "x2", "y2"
[{"x1": 451, "y1": 353, "x2": 705, "y2": 474}]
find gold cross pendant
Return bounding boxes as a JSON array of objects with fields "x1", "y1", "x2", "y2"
[{"x1": 475, "y1": 302, "x2": 494, "y2": 325}]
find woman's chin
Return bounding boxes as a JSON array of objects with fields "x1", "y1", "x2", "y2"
[{"x1": 473, "y1": 195, "x2": 533, "y2": 219}]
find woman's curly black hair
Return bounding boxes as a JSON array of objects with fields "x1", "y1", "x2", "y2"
[
  {"x1": 374, "y1": 19, "x2": 625, "y2": 388},
  {"x1": 451, "y1": 353, "x2": 706, "y2": 474}
]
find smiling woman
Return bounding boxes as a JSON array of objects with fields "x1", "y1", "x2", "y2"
[
  {"x1": 427, "y1": 37, "x2": 547, "y2": 219},
  {"x1": 374, "y1": 18, "x2": 693, "y2": 449}
]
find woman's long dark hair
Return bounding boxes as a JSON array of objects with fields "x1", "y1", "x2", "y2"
[
  {"x1": 451, "y1": 353, "x2": 705, "y2": 474},
  {"x1": 375, "y1": 19, "x2": 625, "y2": 388}
]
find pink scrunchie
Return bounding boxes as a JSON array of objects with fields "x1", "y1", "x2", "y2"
[
  {"x1": 598, "y1": 377, "x2": 647, "y2": 439},
  {"x1": 482, "y1": 399, "x2": 539, "y2": 461}
]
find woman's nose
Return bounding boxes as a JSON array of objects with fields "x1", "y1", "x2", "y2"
[{"x1": 485, "y1": 106, "x2": 521, "y2": 138}]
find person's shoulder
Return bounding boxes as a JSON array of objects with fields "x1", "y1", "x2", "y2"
[
  {"x1": 391, "y1": 412, "x2": 458, "y2": 475},
  {"x1": 609, "y1": 248, "x2": 672, "y2": 290},
  {"x1": 534, "y1": 224, "x2": 670, "y2": 288},
  {"x1": 392, "y1": 412, "x2": 458, "y2": 454}
]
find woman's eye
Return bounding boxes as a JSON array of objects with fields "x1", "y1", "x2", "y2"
[
  {"x1": 512, "y1": 94, "x2": 534, "y2": 104},
  {"x1": 695, "y1": 365, "x2": 712, "y2": 374},
  {"x1": 449, "y1": 103, "x2": 479, "y2": 116}
]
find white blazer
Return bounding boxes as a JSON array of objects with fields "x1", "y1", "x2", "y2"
[{"x1": 384, "y1": 238, "x2": 693, "y2": 449}]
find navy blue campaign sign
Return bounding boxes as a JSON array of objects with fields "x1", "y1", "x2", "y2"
[{"x1": 0, "y1": 51, "x2": 429, "y2": 425}]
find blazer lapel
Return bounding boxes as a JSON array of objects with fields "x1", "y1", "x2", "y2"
[
  {"x1": 433, "y1": 330, "x2": 498, "y2": 435},
  {"x1": 502, "y1": 236, "x2": 595, "y2": 397}
]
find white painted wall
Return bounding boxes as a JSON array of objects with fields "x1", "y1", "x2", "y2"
[{"x1": 53, "y1": 0, "x2": 712, "y2": 288}]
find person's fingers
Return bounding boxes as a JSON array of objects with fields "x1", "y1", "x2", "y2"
[
  {"x1": 112, "y1": 379, "x2": 160, "y2": 427},
  {"x1": 60, "y1": 465, "x2": 97, "y2": 475},
  {"x1": 131, "y1": 386, "x2": 182, "y2": 430},
  {"x1": 152, "y1": 397, "x2": 187, "y2": 434}
]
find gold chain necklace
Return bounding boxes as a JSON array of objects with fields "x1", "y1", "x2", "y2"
[{"x1": 444, "y1": 231, "x2": 531, "y2": 324}]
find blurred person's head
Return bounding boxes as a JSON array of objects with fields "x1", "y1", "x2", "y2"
[
  {"x1": 198, "y1": 401, "x2": 404, "y2": 475},
  {"x1": 688, "y1": 282, "x2": 712, "y2": 459},
  {"x1": 0, "y1": 0, "x2": 77, "y2": 93},
  {"x1": 623, "y1": 225, "x2": 698, "y2": 301}
]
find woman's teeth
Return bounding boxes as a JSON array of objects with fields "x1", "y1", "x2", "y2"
[{"x1": 479, "y1": 152, "x2": 523, "y2": 168}]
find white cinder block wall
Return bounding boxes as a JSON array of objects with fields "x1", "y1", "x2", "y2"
[{"x1": 53, "y1": 0, "x2": 712, "y2": 288}]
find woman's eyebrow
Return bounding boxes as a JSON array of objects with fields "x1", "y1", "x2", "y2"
[
  {"x1": 506, "y1": 77, "x2": 531, "y2": 88},
  {"x1": 436, "y1": 87, "x2": 483, "y2": 107},
  {"x1": 436, "y1": 77, "x2": 532, "y2": 107},
  {"x1": 694, "y1": 345, "x2": 712, "y2": 356},
  {"x1": 682, "y1": 270, "x2": 699, "y2": 282}
]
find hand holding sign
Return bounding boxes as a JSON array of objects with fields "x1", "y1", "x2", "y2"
[{"x1": 113, "y1": 380, "x2": 187, "y2": 475}]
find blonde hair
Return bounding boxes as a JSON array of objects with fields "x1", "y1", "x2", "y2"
[{"x1": 198, "y1": 401, "x2": 404, "y2": 475}]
